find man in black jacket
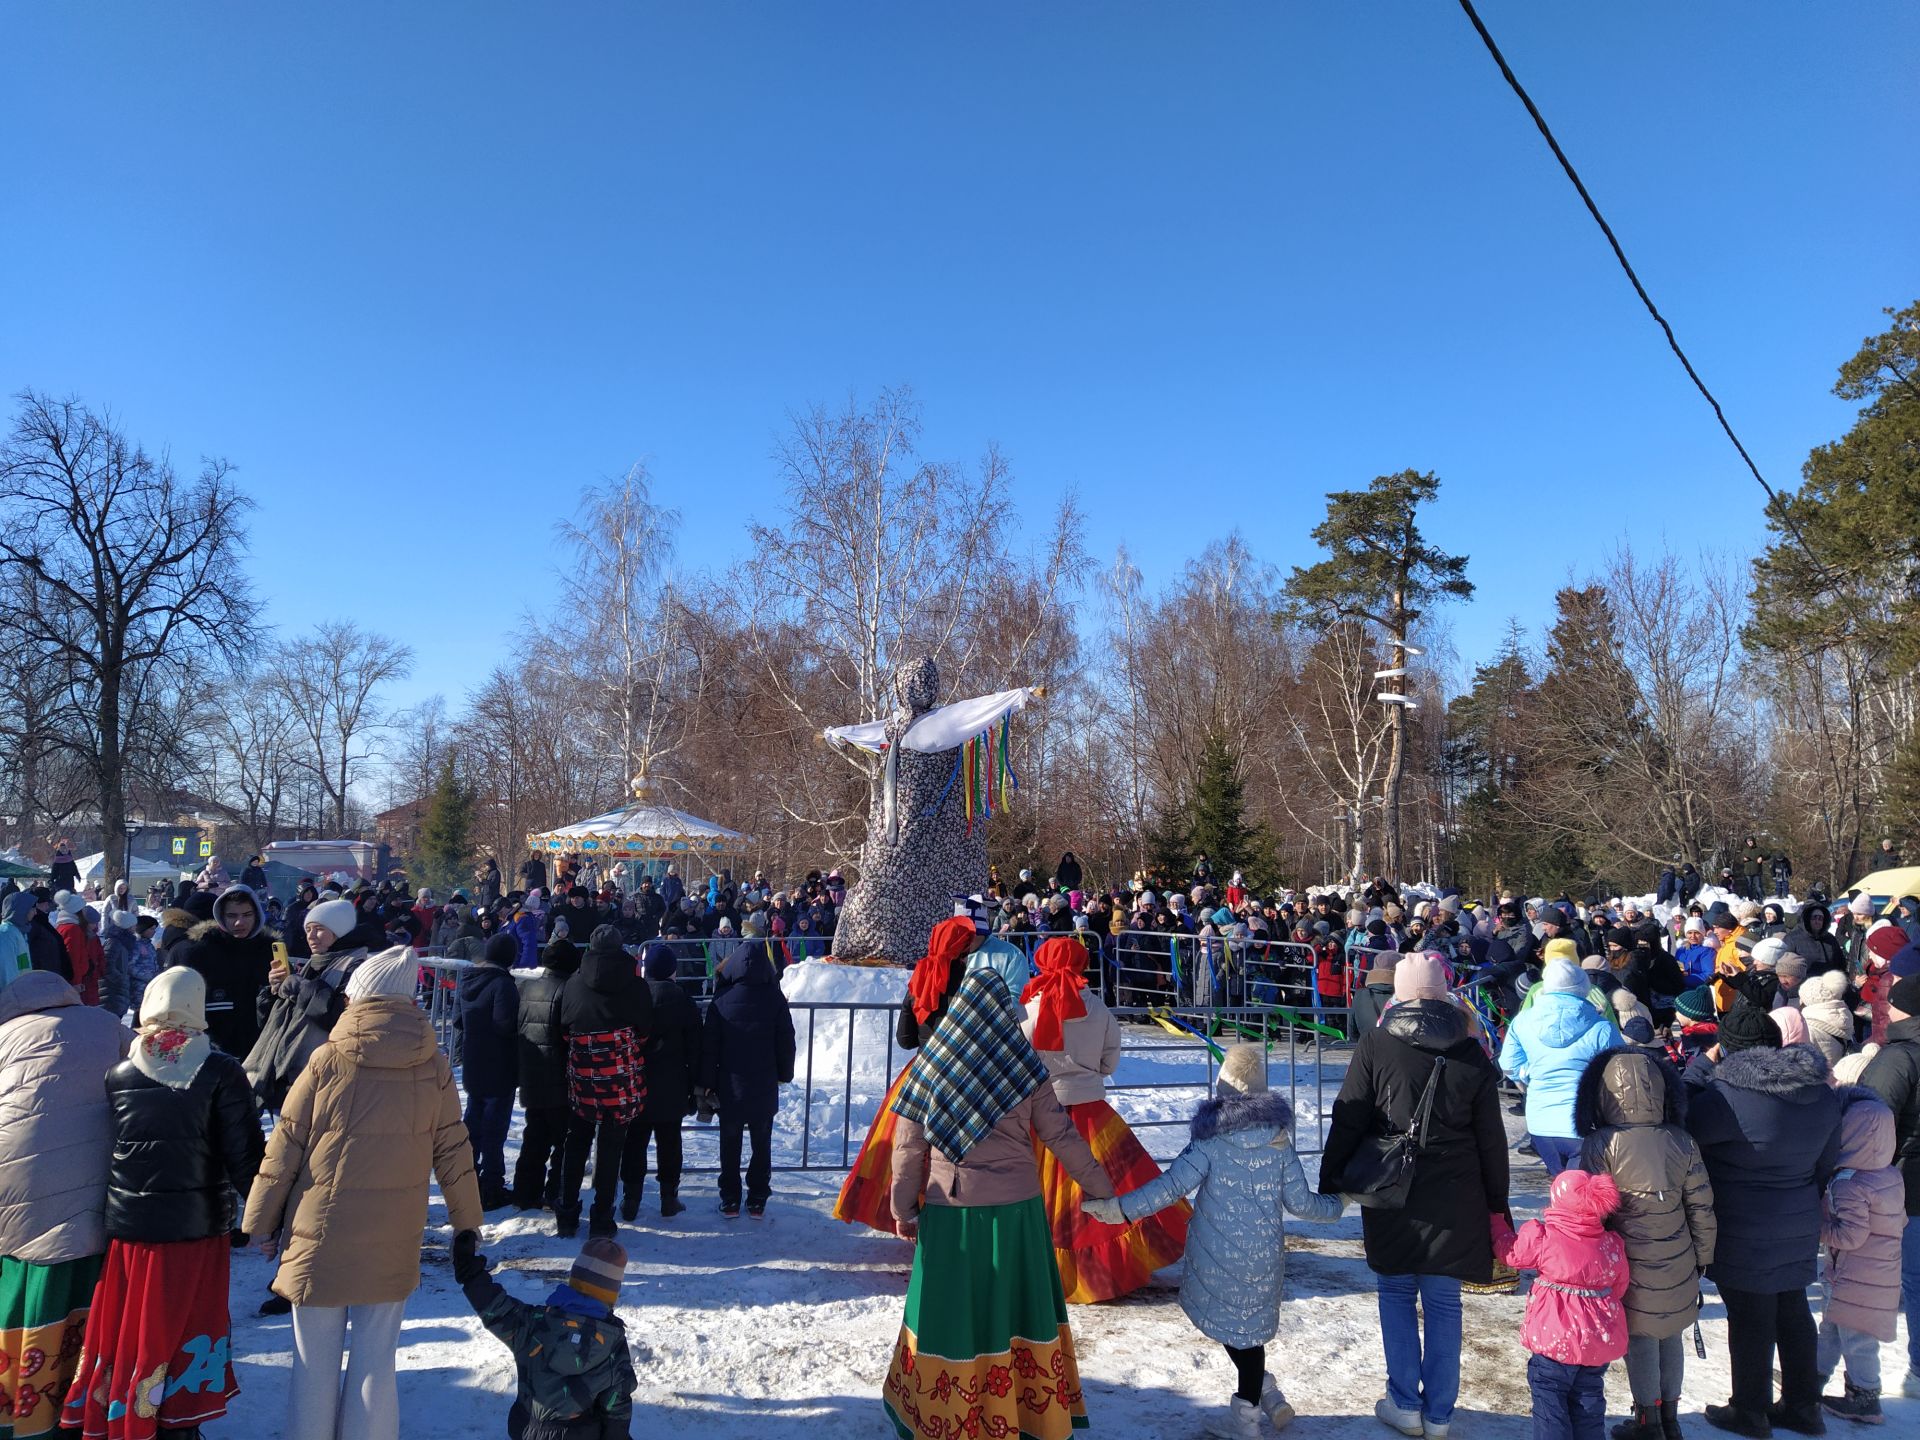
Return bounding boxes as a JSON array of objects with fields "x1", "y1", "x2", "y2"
[
  {"x1": 621, "y1": 942, "x2": 702, "y2": 1220},
  {"x1": 556, "y1": 926, "x2": 653, "y2": 1239},
  {"x1": 510, "y1": 929, "x2": 579, "y2": 1212},
  {"x1": 179, "y1": 884, "x2": 276, "y2": 1058},
  {"x1": 1862, "y1": 973, "x2": 1920, "y2": 1399}
]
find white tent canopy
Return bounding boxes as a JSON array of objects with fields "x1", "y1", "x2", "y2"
[{"x1": 76, "y1": 851, "x2": 187, "y2": 885}]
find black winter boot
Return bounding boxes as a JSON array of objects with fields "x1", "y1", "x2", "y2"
[
  {"x1": 1661, "y1": 1401, "x2": 1686, "y2": 1440},
  {"x1": 553, "y1": 1206, "x2": 581, "y2": 1240},
  {"x1": 1613, "y1": 1404, "x2": 1664, "y2": 1440},
  {"x1": 1768, "y1": 1401, "x2": 1826, "y2": 1436},
  {"x1": 1703, "y1": 1405, "x2": 1772, "y2": 1439},
  {"x1": 659, "y1": 1186, "x2": 684, "y2": 1218},
  {"x1": 619, "y1": 1190, "x2": 641, "y2": 1224},
  {"x1": 1817, "y1": 1382, "x2": 1880, "y2": 1427}
]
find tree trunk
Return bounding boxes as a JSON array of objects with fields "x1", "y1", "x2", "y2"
[
  {"x1": 99, "y1": 669, "x2": 125, "y2": 890},
  {"x1": 1382, "y1": 585, "x2": 1408, "y2": 880}
]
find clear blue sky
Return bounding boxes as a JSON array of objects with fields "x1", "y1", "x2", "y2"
[{"x1": 5, "y1": 3, "x2": 1914, "y2": 708}]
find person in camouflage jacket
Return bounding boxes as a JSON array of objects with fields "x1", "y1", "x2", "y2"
[{"x1": 454, "y1": 1229, "x2": 638, "y2": 1438}]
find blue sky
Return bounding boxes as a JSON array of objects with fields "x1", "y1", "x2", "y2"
[{"x1": 4, "y1": 3, "x2": 1914, "y2": 708}]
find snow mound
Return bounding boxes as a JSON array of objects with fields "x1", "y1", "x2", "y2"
[{"x1": 781, "y1": 960, "x2": 909, "y2": 1087}]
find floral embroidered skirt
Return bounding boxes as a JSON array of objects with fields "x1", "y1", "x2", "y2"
[
  {"x1": 1034, "y1": 1098, "x2": 1190, "y2": 1304},
  {"x1": 883, "y1": 1197, "x2": 1088, "y2": 1440},
  {"x1": 0, "y1": 1250, "x2": 101, "y2": 1439},
  {"x1": 60, "y1": 1236, "x2": 238, "y2": 1439},
  {"x1": 834, "y1": 1062, "x2": 917, "y2": 1238}
]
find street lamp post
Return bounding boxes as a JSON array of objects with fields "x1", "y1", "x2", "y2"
[{"x1": 122, "y1": 817, "x2": 141, "y2": 894}]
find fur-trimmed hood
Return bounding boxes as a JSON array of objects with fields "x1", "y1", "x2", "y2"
[
  {"x1": 1192, "y1": 1089, "x2": 1293, "y2": 1141},
  {"x1": 1712, "y1": 1040, "x2": 1832, "y2": 1100}
]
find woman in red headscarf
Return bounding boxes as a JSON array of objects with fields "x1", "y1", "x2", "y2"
[
  {"x1": 833, "y1": 916, "x2": 979, "y2": 1236},
  {"x1": 1020, "y1": 934, "x2": 1190, "y2": 1302}
]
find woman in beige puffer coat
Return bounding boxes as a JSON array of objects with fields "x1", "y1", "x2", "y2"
[
  {"x1": 1575, "y1": 1048, "x2": 1716, "y2": 1440},
  {"x1": 243, "y1": 947, "x2": 483, "y2": 1440}
]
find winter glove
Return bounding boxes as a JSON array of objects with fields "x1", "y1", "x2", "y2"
[
  {"x1": 452, "y1": 1229, "x2": 489, "y2": 1285},
  {"x1": 1082, "y1": 1196, "x2": 1126, "y2": 1226},
  {"x1": 695, "y1": 1089, "x2": 719, "y2": 1123},
  {"x1": 230, "y1": 1229, "x2": 251, "y2": 1249}
]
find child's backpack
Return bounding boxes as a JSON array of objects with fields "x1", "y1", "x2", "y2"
[{"x1": 567, "y1": 1028, "x2": 645, "y2": 1124}]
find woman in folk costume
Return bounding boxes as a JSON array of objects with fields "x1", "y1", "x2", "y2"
[
  {"x1": 64, "y1": 967, "x2": 264, "y2": 1439},
  {"x1": 834, "y1": 914, "x2": 980, "y2": 1236},
  {"x1": 1021, "y1": 934, "x2": 1189, "y2": 1303},
  {"x1": 883, "y1": 968, "x2": 1115, "y2": 1440}
]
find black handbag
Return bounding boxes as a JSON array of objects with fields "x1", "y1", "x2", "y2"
[{"x1": 1336, "y1": 1055, "x2": 1446, "y2": 1210}]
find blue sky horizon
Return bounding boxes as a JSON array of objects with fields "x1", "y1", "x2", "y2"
[{"x1": 5, "y1": 3, "x2": 1914, "y2": 713}]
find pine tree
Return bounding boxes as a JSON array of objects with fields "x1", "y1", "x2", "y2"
[
  {"x1": 1283, "y1": 470, "x2": 1472, "y2": 877},
  {"x1": 1186, "y1": 729, "x2": 1277, "y2": 891},
  {"x1": 415, "y1": 753, "x2": 474, "y2": 896}
]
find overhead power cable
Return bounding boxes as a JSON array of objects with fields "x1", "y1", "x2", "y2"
[{"x1": 1452, "y1": 0, "x2": 1826, "y2": 576}]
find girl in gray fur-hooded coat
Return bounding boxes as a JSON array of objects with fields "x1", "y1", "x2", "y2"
[{"x1": 1110, "y1": 1044, "x2": 1345, "y2": 1433}]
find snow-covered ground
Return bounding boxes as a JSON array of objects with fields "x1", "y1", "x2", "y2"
[{"x1": 218, "y1": 968, "x2": 1916, "y2": 1437}]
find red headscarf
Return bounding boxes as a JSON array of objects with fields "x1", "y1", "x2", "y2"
[
  {"x1": 908, "y1": 917, "x2": 980, "y2": 1023},
  {"x1": 1021, "y1": 936, "x2": 1090, "y2": 1051}
]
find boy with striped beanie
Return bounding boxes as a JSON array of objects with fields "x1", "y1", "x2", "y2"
[{"x1": 454, "y1": 1229, "x2": 637, "y2": 1435}]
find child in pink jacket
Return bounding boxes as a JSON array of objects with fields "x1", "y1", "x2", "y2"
[{"x1": 1493, "y1": 1170, "x2": 1631, "y2": 1440}]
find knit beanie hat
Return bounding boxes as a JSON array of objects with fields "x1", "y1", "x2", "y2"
[
  {"x1": 1749, "y1": 936, "x2": 1785, "y2": 970},
  {"x1": 1541, "y1": 937, "x2": 1579, "y2": 965},
  {"x1": 1831, "y1": 1044, "x2": 1880, "y2": 1087},
  {"x1": 1771, "y1": 1006, "x2": 1810, "y2": 1048},
  {"x1": 482, "y1": 933, "x2": 517, "y2": 968},
  {"x1": 305, "y1": 898, "x2": 358, "y2": 940},
  {"x1": 1392, "y1": 953, "x2": 1447, "y2": 1002},
  {"x1": 641, "y1": 942, "x2": 679, "y2": 980},
  {"x1": 568, "y1": 1236, "x2": 627, "y2": 1306},
  {"x1": 56, "y1": 892, "x2": 85, "y2": 918},
  {"x1": 1674, "y1": 985, "x2": 1715, "y2": 1022},
  {"x1": 1718, "y1": 1000, "x2": 1781, "y2": 1053},
  {"x1": 1889, "y1": 973, "x2": 1920, "y2": 1018},
  {"x1": 1542, "y1": 958, "x2": 1587, "y2": 995},
  {"x1": 345, "y1": 946, "x2": 418, "y2": 1000},
  {"x1": 1866, "y1": 923, "x2": 1907, "y2": 964},
  {"x1": 1772, "y1": 952, "x2": 1808, "y2": 982},
  {"x1": 1216, "y1": 1043, "x2": 1267, "y2": 1096},
  {"x1": 1848, "y1": 895, "x2": 1874, "y2": 917}
]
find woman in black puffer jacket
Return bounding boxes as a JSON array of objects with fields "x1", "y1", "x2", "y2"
[
  {"x1": 1685, "y1": 1016, "x2": 1842, "y2": 1436},
  {"x1": 64, "y1": 965, "x2": 265, "y2": 1435},
  {"x1": 1319, "y1": 955, "x2": 1510, "y2": 1439}
]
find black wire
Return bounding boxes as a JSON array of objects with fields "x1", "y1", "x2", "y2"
[{"x1": 1453, "y1": 0, "x2": 1827, "y2": 575}]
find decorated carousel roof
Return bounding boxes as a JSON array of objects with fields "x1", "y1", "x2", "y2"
[{"x1": 526, "y1": 777, "x2": 755, "y2": 859}]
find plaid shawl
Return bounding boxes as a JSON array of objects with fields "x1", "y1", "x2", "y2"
[{"x1": 892, "y1": 968, "x2": 1047, "y2": 1161}]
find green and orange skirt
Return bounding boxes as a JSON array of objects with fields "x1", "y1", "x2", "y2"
[{"x1": 883, "y1": 1197, "x2": 1088, "y2": 1440}]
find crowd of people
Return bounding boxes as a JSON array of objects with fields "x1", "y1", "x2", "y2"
[{"x1": 0, "y1": 847, "x2": 1916, "y2": 1440}]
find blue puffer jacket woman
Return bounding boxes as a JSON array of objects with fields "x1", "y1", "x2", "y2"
[
  {"x1": 1116, "y1": 1047, "x2": 1344, "y2": 1348},
  {"x1": 1500, "y1": 960, "x2": 1620, "y2": 1172}
]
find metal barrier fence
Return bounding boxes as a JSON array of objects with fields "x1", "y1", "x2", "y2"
[{"x1": 415, "y1": 957, "x2": 1349, "y2": 1173}]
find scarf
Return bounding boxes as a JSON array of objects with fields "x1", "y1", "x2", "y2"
[
  {"x1": 128, "y1": 967, "x2": 214, "y2": 1089},
  {"x1": 892, "y1": 968, "x2": 1047, "y2": 1161},
  {"x1": 1021, "y1": 936, "x2": 1089, "y2": 1051},
  {"x1": 907, "y1": 916, "x2": 979, "y2": 1024}
]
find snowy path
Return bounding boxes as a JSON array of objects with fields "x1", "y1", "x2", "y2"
[{"x1": 219, "y1": 1016, "x2": 1916, "y2": 1437}]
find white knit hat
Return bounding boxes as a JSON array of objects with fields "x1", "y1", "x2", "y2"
[
  {"x1": 304, "y1": 898, "x2": 357, "y2": 940},
  {"x1": 1750, "y1": 936, "x2": 1786, "y2": 970},
  {"x1": 1216, "y1": 1043, "x2": 1267, "y2": 1096},
  {"x1": 1831, "y1": 1044, "x2": 1879, "y2": 1087},
  {"x1": 345, "y1": 945, "x2": 419, "y2": 1000}
]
